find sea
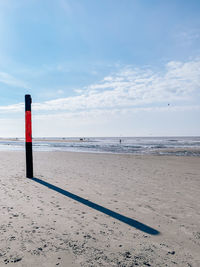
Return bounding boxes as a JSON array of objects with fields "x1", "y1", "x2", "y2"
[{"x1": 0, "y1": 136, "x2": 200, "y2": 156}]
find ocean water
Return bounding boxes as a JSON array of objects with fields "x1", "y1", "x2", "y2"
[{"x1": 0, "y1": 137, "x2": 200, "y2": 156}]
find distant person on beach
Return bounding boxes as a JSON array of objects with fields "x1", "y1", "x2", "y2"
[{"x1": 119, "y1": 139, "x2": 121, "y2": 144}]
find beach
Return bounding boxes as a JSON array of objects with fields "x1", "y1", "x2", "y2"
[{"x1": 0, "y1": 151, "x2": 199, "y2": 266}]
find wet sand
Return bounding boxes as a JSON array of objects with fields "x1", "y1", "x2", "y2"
[{"x1": 0, "y1": 151, "x2": 199, "y2": 266}]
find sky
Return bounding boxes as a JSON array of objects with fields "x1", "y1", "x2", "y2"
[{"x1": 0, "y1": 0, "x2": 200, "y2": 137}]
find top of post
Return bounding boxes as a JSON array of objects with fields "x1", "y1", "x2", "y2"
[{"x1": 25, "y1": 94, "x2": 32, "y2": 111}]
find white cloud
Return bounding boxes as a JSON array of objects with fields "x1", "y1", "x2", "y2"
[
  {"x1": 34, "y1": 104, "x2": 200, "y2": 121},
  {"x1": 0, "y1": 58, "x2": 199, "y2": 115},
  {"x1": 57, "y1": 89, "x2": 64, "y2": 94},
  {"x1": 0, "y1": 102, "x2": 24, "y2": 112},
  {"x1": 0, "y1": 71, "x2": 28, "y2": 88},
  {"x1": 176, "y1": 28, "x2": 200, "y2": 46},
  {"x1": 33, "y1": 58, "x2": 200, "y2": 112}
]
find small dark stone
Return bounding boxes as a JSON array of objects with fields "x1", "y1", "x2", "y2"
[
  {"x1": 124, "y1": 251, "x2": 131, "y2": 258},
  {"x1": 168, "y1": 250, "x2": 175, "y2": 255},
  {"x1": 14, "y1": 258, "x2": 22, "y2": 263}
]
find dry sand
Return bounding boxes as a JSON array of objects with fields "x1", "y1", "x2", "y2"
[{"x1": 0, "y1": 151, "x2": 199, "y2": 266}]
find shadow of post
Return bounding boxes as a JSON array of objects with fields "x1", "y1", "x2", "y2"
[{"x1": 31, "y1": 177, "x2": 160, "y2": 235}]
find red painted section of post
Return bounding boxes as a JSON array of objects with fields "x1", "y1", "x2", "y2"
[{"x1": 25, "y1": 110, "x2": 32, "y2": 143}]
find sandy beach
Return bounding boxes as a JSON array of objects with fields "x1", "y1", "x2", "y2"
[{"x1": 0, "y1": 151, "x2": 199, "y2": 266}]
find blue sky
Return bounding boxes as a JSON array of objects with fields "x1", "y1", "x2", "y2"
[{"x1": 0, "y1": 0, "x2": 200, "y2": 137}]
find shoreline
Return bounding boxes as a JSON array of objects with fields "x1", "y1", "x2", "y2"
[
  {"x1": 1, "y1": 136, "x2": 200, "y2": 156},
  {"x1": 0, "y1": 146, "x2": 200, "y2": 157}
]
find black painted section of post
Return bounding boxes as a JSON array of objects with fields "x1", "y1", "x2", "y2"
[
  {"x1": 25, "y1": 94, "x2": 31, "y2": 111},
  {"x1": 25, "y1": 94, "x2": 33, "y2": 178},
  {"x1": 26, "y1": 142, "x2": 33, "y2": 178}
]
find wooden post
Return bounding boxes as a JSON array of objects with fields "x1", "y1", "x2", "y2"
[{"x1": 25, "y1": 94, "x2": 33, "y2": 178}]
